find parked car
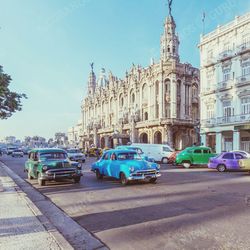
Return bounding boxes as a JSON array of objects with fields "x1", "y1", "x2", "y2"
[
  {"x1": 208, "y1": 152, "x2": 247, "y2": 172},
  {"x1": 24, "y1": 148, "x2": 82, "y2": 186},
  {"x1": 116, "y1": 145, "x2": 155, "y2": 162},
  {"x1": 175, "y1": 146, "x2": 217, "y2": 168},
  {"x1": 67, "y1": 148, "x2": 86, "y2": 163},
  {"x1": 91, "y1": 149, "x2": 161, "y2": 185},
  {"x1": 7, "y1": 146, "x2": 18, "y2": 155},
  {"x1": 230, "y1": 150, "x2": 250, "y2": 158},
  {"x1": 12, "y1": 149, "x2": 24, "y2": 157},
  {"x1": 238, "y1": 157, "x2": 250, "y2": 171},
  {"x1": 88, "y1": 147, "x2": 103, "y2": 157},
  {"x1": 131, "y1": 143, "x2": 174, "y2": 163}
]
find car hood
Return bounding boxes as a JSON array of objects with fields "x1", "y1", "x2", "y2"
[
  {"x1": 68, "y1": 153, "x2": 84, "y2": 157},
  {"x1": 123, "y1": 160, "x2": 157, "y2": 170},
  {"x1": 40, "y1": 159, "x2": 72, "y2": 168}
]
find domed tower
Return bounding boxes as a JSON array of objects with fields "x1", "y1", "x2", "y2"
[
  {"x1": 88, "y1": 63, "x2": 96, "y2": 95},
  {"x1": 160, "y1": 6, "x2": 180, "y2": 62}
]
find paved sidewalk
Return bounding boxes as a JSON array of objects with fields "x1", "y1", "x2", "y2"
[{"x1": 0, "y1": 166, "x2": 69, "y2": 250}]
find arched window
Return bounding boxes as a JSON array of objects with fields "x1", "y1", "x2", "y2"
[
  {"x1": 144, "y1": 112, "x2": 148, "y2": 121},
  {"x1": 192, "y1": 83, "x2": 198, "y2": 97},
  {"x1": 165, "y1": 79, "x2": 171, "y2": 99}
]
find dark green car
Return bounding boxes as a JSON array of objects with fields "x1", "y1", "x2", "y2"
[
  {"x1": 175, "y1": 146, "x2": 217, "y2": 168},
  {"x1": 25, "y1": 148, "x2": 82, "y2": 186}
]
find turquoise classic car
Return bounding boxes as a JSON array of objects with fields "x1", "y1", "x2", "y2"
[
  {"x1": 25, "y1": 148, "x2": 82, "y2": 186},
  {"x1": 91, "y1": 149, "x2": 161, "y2": 185}
]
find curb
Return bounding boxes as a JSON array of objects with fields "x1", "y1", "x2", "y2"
[{"x1": 0, "y1": 162, "x2": 109, "y2": 250}]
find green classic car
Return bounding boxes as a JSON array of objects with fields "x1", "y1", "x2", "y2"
[
  {"x1": 175, "y1": 146, "x2": 217, "y2": 168},
  {"x1": 25, "y1": 148, "x2": 82, "y2": 186}
]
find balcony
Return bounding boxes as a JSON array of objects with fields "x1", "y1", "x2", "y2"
[
  {"x1": 219, "y1": 50, "x2": 233, "y2": 61},
  {"x1": 202, "y1": 114, "x2": 250, "y2": 127},
  {"x1": 237, "y1": 42, "x2": 250, "y2": 55},
  {"x1": 203, "y1": 57, "x2": 216, "y2": 67},
  {"x1": 236, "y1": 74, "x2": 250, "y2": 86},
  {"x1": 217, "y1": 79, "x2": 233, "y2": 90}
]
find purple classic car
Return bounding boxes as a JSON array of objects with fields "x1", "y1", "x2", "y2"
[{"x1": 208, "y1": 152, "x2": 247, "y2": 172}]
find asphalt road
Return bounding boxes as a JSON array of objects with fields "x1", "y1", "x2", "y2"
[{"x1": 2, "y1": 155, "x2": 250, "y2": 250}]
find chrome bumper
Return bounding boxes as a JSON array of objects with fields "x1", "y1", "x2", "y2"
[
  {"x1": 40, "y1": 169, "x2": 82, "y2": 180},
  {"x1": 128, "y1": 172, "x2": 161, "y2": 181}
]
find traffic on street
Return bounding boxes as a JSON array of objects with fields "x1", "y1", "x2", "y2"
[{"x1": 2, "y1": 153, "x2": 250, "y2": 249}]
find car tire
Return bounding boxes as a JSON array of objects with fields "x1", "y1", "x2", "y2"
[
  {"x1": 74, "y1": 177, "x2": 81, "y2": 183},
  {"x1": 96, "y1": 170, "x2": 103, "y2": 180},
  {"x1": 28, "y1": 169, "x2": 34, "y2": 180},
  {"x1": 161, "y1": 157, "x2": 168, "y2": 164},
  {"x1": 38, "y1": 173, "x2": 45, "y2": 186},
  {"x1": 120, "y1": 172, "x2": 129, "y2": 185},
  {"x1": 149, "y1": 178, "x2": 157, "y2": 184},
  {"x1": 217, "y1": 164, "x2": 226, "y2": 172},
  {"x1": 182, "y1": 161, "x2": 191, "y2": 169}
]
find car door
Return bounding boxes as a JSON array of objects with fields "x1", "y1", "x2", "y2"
[
  {"x1": 110, "y1": 154, "x2": 121, "y2": 179},
  {"x1": 203, "y1": 149, "x2": 212, "y2": 164},
  {"x1": 192, "y1": 149, "x2": 203, "y2": 164},
  {"x1": 235, "y1": 153, "x2": 245, "y2": 169},
  {"x1": 101, "y1": 152, "x2": 112, "y2": 176},
  {"x1": 221, "y1": 153, "x2": 234, "y2": 169}
]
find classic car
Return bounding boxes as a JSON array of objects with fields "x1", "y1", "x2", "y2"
[
  {"x1": 91, "y1": 149, "x2": 161, "y2": 185},
  {"x1": 67, "y1": 148, "x2": 86, "y2": 163},
  {"x1": 238, "y1": 157, "x2": 250, "y2": 171},
  {"x1": 25, "y1": 148, "x2": 82, "y2": 186},
  {"x1": 116, "y1": 145, "x2": 155, "y2": 162},
  {"x1": 208, "y1": 152, "x2": 247, "y2": 172},
  {"x1": 12, "y1": 149, "x2": 24, "y2": 157},
  {"x1": 175, "y1": 146, "x2": 217, "y2": 168}
]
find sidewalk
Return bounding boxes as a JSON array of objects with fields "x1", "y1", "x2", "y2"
[{"x1": 0, "y1": 166, "x2": 70, "y2": 250}]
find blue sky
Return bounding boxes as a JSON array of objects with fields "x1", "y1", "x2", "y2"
[{"x1": 0, "y1": 0, "x2": 249, "y2": 140}]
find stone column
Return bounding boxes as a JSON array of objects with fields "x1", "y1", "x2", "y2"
[
  {"x1": 104, "y1": 136, "x2": 109, "y2": 148},
  {"x1": 130, "y1": 119, "x2": 136, "y2": 143},
  {"x1": 171, "y1": 79, "x2": 177, "y2": 118},
  {"x1": 216, "y1": 132, "x2": 222, "y2": 154},
  {"x1": 93, "y1": 127, "x2": 98, "y2": 147},
  {"x1": 159, "y1": 79, "x2": 163, "y2": 118},
  {"x1": 233, "y1": 130, "x2": 240, "y2": 150},
  {"x1": 200, "y1": 133, "x2": 206, "y2": 147},
  {"x1": 166, "y1": 125, "x2": 174, "y2": 148}
]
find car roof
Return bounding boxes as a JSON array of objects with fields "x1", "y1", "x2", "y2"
[
  {"x1": 30, "y1": 148, "x2": 66, "y2": 154},
  {"x1": 187, "y1": 146, "x2": 212, "y2": 150},
  {"x1": 104, "y1": 149, "x2": 137, "y2": 154}
]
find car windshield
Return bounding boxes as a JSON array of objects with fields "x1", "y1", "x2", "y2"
[
  {"x1": 117, "y1": 152, "x2": 142, "y2": 160},
  {"x1": 163, "y1": 146, "x2": 174, "y2": 152},
  {"x1": 67, "y1": 149, "x2": 80, "y2": 154},
  {"x1": 39, "y1": 152, "x2": 67, "y2": 160},
  {"x1": 14, "y1": 150, "x2": 22, "y2": 153},
  {"x1": 129, "y1": 147, "x2": 143, "y2": 154}
]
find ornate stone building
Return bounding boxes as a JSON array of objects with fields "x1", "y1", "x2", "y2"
[{"x1": 81, "y1": 12, "x2": 200, "y2": 150}]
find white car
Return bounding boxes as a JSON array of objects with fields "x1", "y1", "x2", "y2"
[
  {"x1": 67, "y1": 149, "x2": 86, "y2": 163},
  {"x1": 231, "y1": 150, "x2": 250, "y2": 158},
  {"x1": 12, "y1": 149, "x2": 24, "y2": 157}
]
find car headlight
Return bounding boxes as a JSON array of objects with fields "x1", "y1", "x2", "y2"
[
  {"x1": 129, "y1": 167, "x2": 135, "y2": 172},
  {"x1": 42, "y1": 165, "x2": 48, "y2": 171},
  {"x1": 156, "y1": 164, "x2": 161, "y2": 170},
  {"x1": 77, "y1": 163, "x2": 82, "y2": 169}
]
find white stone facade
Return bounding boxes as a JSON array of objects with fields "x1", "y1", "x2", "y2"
[
  {"x1": 68, "y1": 120, "x2": 83, "y2": 147},
  {"x1": 81, "y1": 15, "x2": 200, "y2": 150},
  {"x1": 199, "y1": 12, "x2": 250, "y2": 153}
]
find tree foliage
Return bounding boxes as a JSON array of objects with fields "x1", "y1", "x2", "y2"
[{"x1": 0, "y1": 65, "x2": 27, "y2": 119}]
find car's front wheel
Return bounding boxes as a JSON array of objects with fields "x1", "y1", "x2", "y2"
[
  {"x1": 95, "y1": 170, "x2": 103, "y2": 180},
  {"x1": 149, "y1": 178, "x2": 157, "y2": 184},
  {"x1": 27, "y1": 169, "x2": 34, "y2": 180},
  {"x1": 38, "y1": 173, "x2": 45, "y2": 186},
  {"x1": 161, "y1": 157, "x2": 168, "y2": 164},
  {"x1": 120, "y1": 172, "x2": 129, "y2": 185},
  {"x1": 73, "y1": 177, "x2": 81, "y2": 183},
  {"x1": 217, "y1": 164, "x2": 226, "y2": 172},
  {"x1": 182, "y1": 161, "x2": 191, "y2": 169}
]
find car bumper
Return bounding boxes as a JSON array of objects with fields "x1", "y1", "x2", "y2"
[
  {"x1": 70, "y1": 158, "x2": 85, "y2": 163},
  {"x1": 39, "y1": 170, "x2": 83, "y2": 181},
  {"x1": 208, "y1": 163, "x2": 217, "y2": 169},
  {"x1": 128, "y1": 172, "x2": 161, "y2": 181}
]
